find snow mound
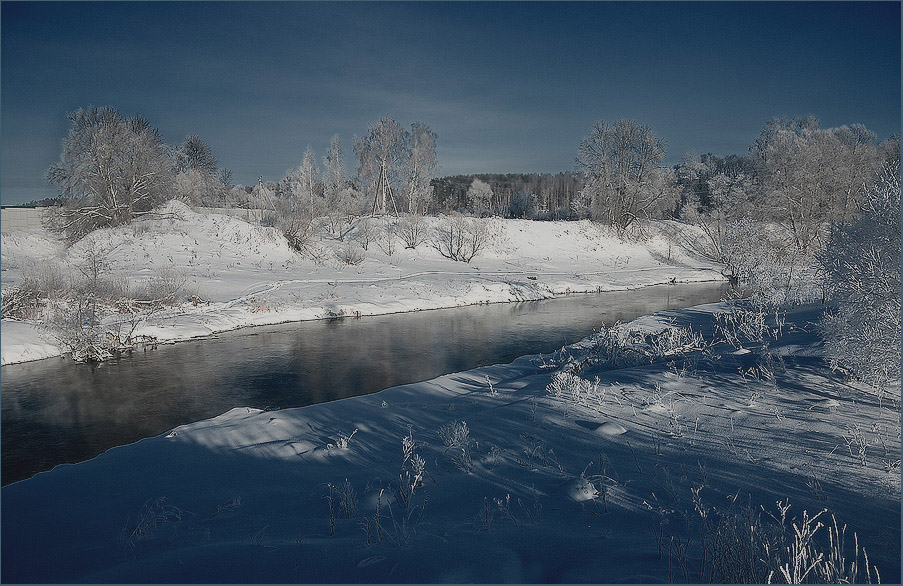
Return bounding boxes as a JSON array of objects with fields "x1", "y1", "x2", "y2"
[{"x1": 594, "y1": 421, "x2": 628, "y2": 436}]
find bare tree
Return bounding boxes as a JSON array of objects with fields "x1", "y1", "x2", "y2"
[
  {"x1": 45, "y1": 106, "x2": 175, "y2": 240},
  {"x1": 322, "y1": 135, "x2": 346, "y2": 206},
  {"x1": 577, "y1": 119, "x2": 668, "y2": 232},
  {"x1": 219, "y1": 168, "x2": 233, "y2": 189},
  {"x1": 397, "y1": 213, "x2": 428, "y2": 249},
  {"x1": 322, "y1": 135, "x2": 357, "y2": 238}
]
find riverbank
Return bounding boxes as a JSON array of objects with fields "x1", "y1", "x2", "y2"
[
  {"x1": 1, "y1": 201, "x2": 724, "y2": 365},
  {"x1": 2, "y1": 300, "x2": 898, "y2": 583}
]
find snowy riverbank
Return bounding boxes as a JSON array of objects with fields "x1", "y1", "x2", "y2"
[
  {"x1": 1, "y1": 301, "x2": 899, "y2": 583},
  {"x1": 1, "y1": 202, "x2": 724, "y2": 365}
]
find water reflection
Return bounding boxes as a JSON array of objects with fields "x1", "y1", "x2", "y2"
[{"x1": 1, "y1": 282, "x2": 727, "y2": 485}]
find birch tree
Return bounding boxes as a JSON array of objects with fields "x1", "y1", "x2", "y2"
[
  {"x1": 284, "y1": 146, "x2": 322, "y2": 217},
  {"x1": 405, "y1": 122, "x2": 439, "y2": 214},
  {"x1": 322, "y1": 135, "x2": 358, "y2": 238}
]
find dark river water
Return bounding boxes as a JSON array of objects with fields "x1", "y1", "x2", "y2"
[{"x1": 1, "y1": 281, "x2": 728, "y2": 485}]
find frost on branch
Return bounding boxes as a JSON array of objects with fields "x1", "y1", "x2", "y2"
[{"x1": 818, "y1": 162, "x2": 901, "y2": 385}]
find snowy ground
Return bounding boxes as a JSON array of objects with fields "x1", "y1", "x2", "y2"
[
  {"x1": 1, "y1": 302, "x2": 899, "y2": 583},
  {"x1": 1, "y1": 201, "x2": 723, "y2": 365}
]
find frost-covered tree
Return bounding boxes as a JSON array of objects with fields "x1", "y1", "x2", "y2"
[
  {"x1": 829, "y1": 124, "x2": 881, "y2": 225},
  {"x1": 577, "y1": 119, "x2": 668, "y2": 231},
  {"x1": 818, "y1": 163, "x2": 901, "y2": 385},
  {"x1": 284, "y1": 146, "x2": 323, "y2": 217},
  {"x1": 322, "y1": 134, "x2": 346, "y2": 202},
  {"x1": 682, "y1": 171, "x2": 754, "y2": 261},
  {"x1": 466, "y1": 178, "x2": 494, "y2": 216},
  {"x1": 219, "y1": 168, "x2": 233, "y2": 189},
  {"x1": 174, "y1": 134, "x2": 224, "y2": 206},
  {"x1": 508, "y1": 189, "x2": 535, "y2": 219},
  {"x1": 355, "y1": 117, "x2": 411, "y2": 215},
  {"x1": 45, "y1": 106, "x2": 175, "y2": 240},
  {"x1": 405, "y1": 123, "x2": 439, "y2": 214},
  {"x1": 749, "y1": 117, "x2": 882, "y2": 251},
  {"x1": 177, "y1": 134, "x2": 218, "y2": 174},
  {"x1": 322, "y1": 135, "x2": 357, "y2": 237}
]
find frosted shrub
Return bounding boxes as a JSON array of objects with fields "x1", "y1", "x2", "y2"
[
  {"x1": 377, "y1": 220, "x2": 396, "y2": 256},
  {"x1": 1, "y1": 279, "x2": 46, "y2": 320},
  {"x1": 545, "y1": 372, "x2": 611, "y2": 418},
  {"x1": 336, "y1": 478, "x2": 358, "y2": 518},
  {"x1": 439, "y1": 420, "x2": 474, "y2": 472},
  {"x1": 1, "y1": 259, "x2": 77, "y2": 319},
  {"x1": 439, "y1": 420, "x2": 470, "y2": 449},
  {"x1": 327, "y1": 429, "x2": 357, "y2": 450},
  {"x1": 51, "y1": 298, "x2": 114, "y2": 362},
  {"x1": 119, "y1": 496, "x2": 194, "y2": 558},
  {"x1": 720, "y1": 218, "x2": 822, "y2": 306},
  {"x1": 547, "y1": 372, "x2": 596, "y2": 403},
  {"x1": 273, "y1": 203, "x2": 318, "y2": 253},
  {"x1": 570, "y1": 322, "x2": 707, "y2": 374},
  {"x1": 434, "y1": 214, "x2": 493, "y2": 262},
  {"x1": 666, "y1": 496, "x2": 884, "y2": 584},
  {"x1": 397, "y1": 213, "x2": 428, "y2": 249},
  {"x1": 818, "y1": 163, "x2": 901, "y2": 386},
  {"x1": 714, "y1": 304, "x2": 784, "y2": 349},
  {"x1": 335, "y1": 242, "x2": 365, "y2": 266},
  {"x1": 769, "y1": 508, "x2": 881, "y2": 584},
  {"x1": 131, "y1": 267, "x2": 186, "y2": 309},
  {"x1": 353, "y1": 218, "x2": 378, "y2": 251}
]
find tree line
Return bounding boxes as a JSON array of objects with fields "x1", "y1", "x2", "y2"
[{"x1": 43, "y1": 106, "x2": 898, "y2": 258}]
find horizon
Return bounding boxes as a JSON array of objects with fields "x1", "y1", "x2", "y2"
[{"x1": 2, "y1": 1, "x2": 900, "y2": 206}]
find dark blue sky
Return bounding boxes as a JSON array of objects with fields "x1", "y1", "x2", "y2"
[{"x1": 1, "y1": 1, "x2": 900, "y2": 205}]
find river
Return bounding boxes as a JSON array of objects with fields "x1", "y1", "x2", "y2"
[{"x1": 0, "y1": 281, "x2": 728, "y2": 485}]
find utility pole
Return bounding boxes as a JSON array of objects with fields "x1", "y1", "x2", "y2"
[{"x1": 371, "y1": 160, "x2": 399, "y2": 216}]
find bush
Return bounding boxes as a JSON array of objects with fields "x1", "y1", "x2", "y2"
[
  {"x1": 336, "y1": 242, "x2": 365, "y2": 266},
  {"x1": 274, "y1": 202, "x2": 318, "y2": 253},
  {"x1": 660, "y1": 496, "x2": 883, "y2": 584},
  {"x1": 434, "y1": 214, "x2": 493, "y2": 262},
  {"x1": 1, "y1": 281, "x2": 44, "y2": 320},
  {"x1": 397, "y1": 214, "x2": 428, "y2": 249},
  {"x1": 353, "y1": 218, "x2": 378, "y2": 251}
]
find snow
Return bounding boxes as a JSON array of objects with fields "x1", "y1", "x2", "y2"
[
  {"x1": 1, "y1": 302, "x2": 899, "y2": 583},
  {"x1": 1, "y1": 201, "x2": 723, "y2": 364},
  {"x1": 0, "y1": 320, "x2": 61, "y2": 364}
]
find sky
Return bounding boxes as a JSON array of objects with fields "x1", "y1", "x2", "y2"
[{"x1": 1, "y1": 1, "x2": 900, "y2": 205}]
